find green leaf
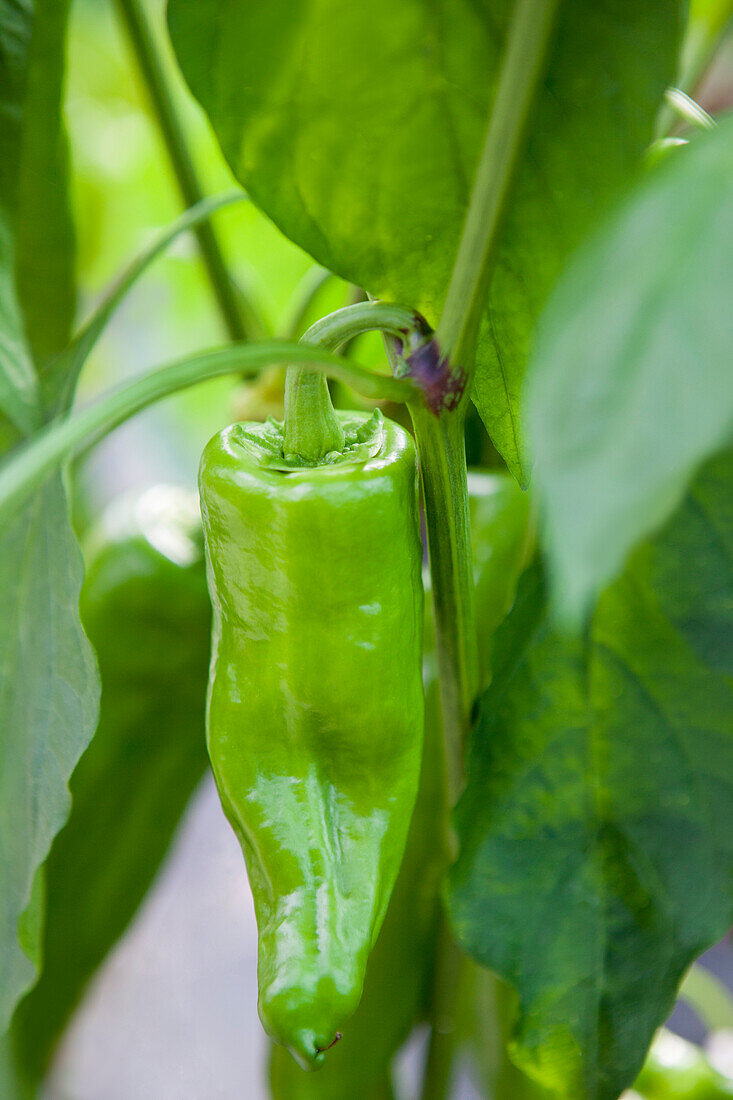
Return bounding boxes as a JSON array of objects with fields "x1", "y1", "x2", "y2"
[
  {"x1": 9, "y1": 486, "x2": 211, "y2": 1083},
  {"x1": 0, "y1": 0, "x2": 75, "y2": 399},
  {"x1": 446, "y1": 448, "x2": 733, "y2": 1100},
  {"x1": 0, "y1": 2, "x2": 39, "y2": 439},
  {"x1": 0, "y1": 474, "x2": 99, "y2": 1034},
  {"x1": 0, "y1": 0, "x2": 30, "y2": 203},
  {"x1": 13, "y1": 0, "x2": 76, "y2": 383},
  {"x1": 0, "y1": 210, "x2": 39, "y2": 438},
  {"x1": 526, "y1": 117, "x2": 733, "y2": 625},
  {"x1": 0, "y1": 0, "x2": 103, "y2": 1048},
  {"x1": 168, "y1": 0, "x2": 680, "y2": 479}
]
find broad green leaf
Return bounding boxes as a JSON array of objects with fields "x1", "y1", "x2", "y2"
[
  {"x1": 0, "y1": 474, "x2": 99, "y2": 1034},
  {"x1": 0, "y1": 0, "x2": 31, "y2": 203},
  {"x1": 13, "y1": 0, "x2": 75, "y2": 382},
  {"x1": 0, "y1": 0, "x2": 75, "y2": 399},
  {"x1": 0, "y1": 0, "x2": 97, "y2": 1040},
  {"x1": 526, "y1": 117, "x2": 733, "y2": 625},
  {"x1": 0, "y1": 1032, "x2": 27, "y2": 1100},
  {"x1": 447, "y1": 448, "x2": 733, "y2": 1100},
  {"x1": 9, "y1": 487, "x2": 210, "y2": 1084},
  {"x1": 168, "y1": 0, "x2": 680, "y2": 480}
]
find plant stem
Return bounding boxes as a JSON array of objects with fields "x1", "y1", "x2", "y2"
[
  {"x1": 410, "y1": 406, "x2": 477, "y2": 789},
  {"x1": 282, "y1": 300, "x2": 430, "y2": 459},
  {"x1": 409, "y1": 409, "x2": 474, "y2": 1100},
  {"x1": 0, "y1": 342, "x2": 414, "y2": 523},
  {"x1": 301, "y1": 301, "x2": 432, "y2": 354},
  {"x1": 435, "y1": 0, "x2": 559, "y2": 391},
  {"x1": 114, "y1": 0, "x2": 262, "y2": 341},
  {"x1": 419, "y1": 917, "x2": 466, "y2": 1100},
  {"x1": 412, "y1": 6, "x2": 559, "y2": 1098}
]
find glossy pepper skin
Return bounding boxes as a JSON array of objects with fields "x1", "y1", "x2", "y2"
[
  {"x1": 199, "y1": 411, "x2": 424, "y2": 1070},
  {"x1": 269, "y1": 470, "x2": 533, "y2": 1099}
]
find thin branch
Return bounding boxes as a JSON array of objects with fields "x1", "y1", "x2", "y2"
[
  {"x1": 436, "y1": 0, "x2": 559, "y2": 394},
  {"x1": 0, "y1": 341, "x2": 415, "y2": 522},
  {"x1": 114, "y1": 0, "x2": 264, "y2": 341}
]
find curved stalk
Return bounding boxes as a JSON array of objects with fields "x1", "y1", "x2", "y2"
[
  {"x1": 410, "y1": 407, "x2": 478, "y2": 786},
  {"x1": 0, "y1": 342, "x2": 414, "y2": 523},
  {"x1": 282, "y1": 300, "x2": 432, "y2": 459},
  {"x1": 302, "y1": 300, "x2": 431, "y2": 354}
]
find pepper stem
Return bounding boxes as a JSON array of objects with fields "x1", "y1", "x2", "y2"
[{"x1": 282, "y1": 369, "x2": 345, "y2": 462}]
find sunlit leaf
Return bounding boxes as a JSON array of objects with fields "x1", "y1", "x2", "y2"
[
  {"x1": 0, "y1": 475, "x2": 99, "y2": 1033},
  {"x1": 527, "y1": 117, "x2": 733, "y2": 624},
  {"x1": 168, "y1": 0, "x2": 681, "y2": 480}
]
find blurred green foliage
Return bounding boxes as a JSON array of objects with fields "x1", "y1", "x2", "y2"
[{"x1": 66, "y1": 0, "x2": 357, "y2": 493}]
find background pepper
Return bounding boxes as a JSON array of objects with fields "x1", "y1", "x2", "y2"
[
  {"x1": 199, "y1": 409, "x2": 424, "y2": 1069},
  {"x1": 9, "y1": 487, "x2": 210, "y2": 1092}
]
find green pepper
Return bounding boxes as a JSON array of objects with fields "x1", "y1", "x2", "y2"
[
  {"x1": 199, "y1": 408, "x2": 424, "y2": 1070},
  {"x1": 268, "y1": 466, "x2": 533, "y2": 1096}
]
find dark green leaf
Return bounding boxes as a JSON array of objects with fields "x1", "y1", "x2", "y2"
[
  {"x1": 0, "y1": 0, "x2": 94, "y2": 1042},
  {"x1": 447, "y1": 449, "x2": 733, "y2": 1100},
  {"x1": 527, "y1": 117, "x2": 733, "y2": 625},
  {"x1": 13, "y1": 0, "x2": 75, "y2": 382},
  {"x1": 0, "y1": 1, "x2": 39, "y2": 438},
  {"x1": 9, "y1": 487, "x2": 211, "y2": 1084},
  {"x1": 0, "y1": 0, "x2": 75, "y2": 395},
  {"x1": 0, "y1": 0, "x2": 31, "y2": 203},
  {"x1": 0, "y1": 474, "x2": 99, "y2": 1033},
  {"x1": 168, "y1": 0, "x2": 680, "y2": 479}
]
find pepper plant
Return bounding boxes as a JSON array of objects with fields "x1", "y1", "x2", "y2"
[{"x1": 0, "y1": 0, "x2": 732, "y2": 1097}]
